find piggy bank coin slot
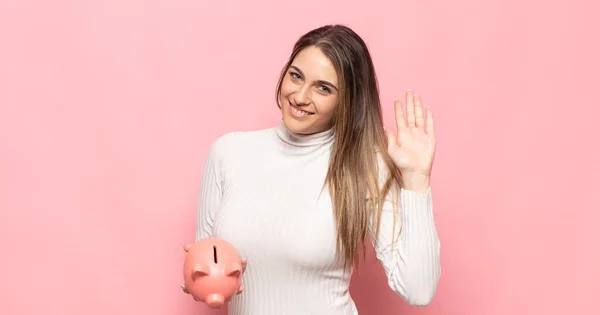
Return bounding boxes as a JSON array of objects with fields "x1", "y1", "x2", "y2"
[{"x1": 213, "y1": 245, "x2": 218, "y2": 264}]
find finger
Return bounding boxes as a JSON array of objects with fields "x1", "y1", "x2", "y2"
[
  {"x1": 385, "y1": 128, "x2": 398, "y2": 152},
  {"x1": 180, "y1": 283, "x2": 190, "y2": 294},
  {"x1": 394, "y1": 100, "x2": 406, "y2": 134},
  {"x1": 426, "y1": 107, "x2": 435, "y2": 136},
  {"x1": 414, "y1": 94, "x2": 424, "y2": 129},
  {"x1": 406, "y1": 90, "x2": 416, "y2": 127},
  {"x1": 183, "y1": 244, "x2": 193, "y2": 252}
]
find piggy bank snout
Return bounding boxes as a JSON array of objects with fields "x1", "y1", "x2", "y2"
[{"x1": 206, "y1": 294, "x2": 225, "y2": 308}]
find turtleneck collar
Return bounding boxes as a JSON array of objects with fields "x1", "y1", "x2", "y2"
[{"x1": 274, "y1": 119, "x2": 335, "y2": 155}]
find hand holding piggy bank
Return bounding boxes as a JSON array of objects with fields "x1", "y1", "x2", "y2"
[{"x1": 181, "y1": 238, "x2": 246, "y2": 308}]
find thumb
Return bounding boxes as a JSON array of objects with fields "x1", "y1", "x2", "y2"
[
  {"x1": 384, "y1": 127, "x2": 398, "y2": 152},
  {"x1": 180, "y1": 283, "x2": 190, "y2": 294},
  {"x1": 241, "y1": 258, "x2": 248, "y2": 273}
]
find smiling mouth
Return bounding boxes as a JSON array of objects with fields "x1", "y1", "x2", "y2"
[{"x1": 289, "y1": 103, "x2": 315, "y2": 116}]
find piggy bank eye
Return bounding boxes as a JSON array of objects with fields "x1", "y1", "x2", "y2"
[{"x1": 213, "y1": 245, "x2": 218, "y2": 264}]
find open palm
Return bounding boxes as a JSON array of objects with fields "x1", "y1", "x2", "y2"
[{"x1": 386, "y1": 90, "x2": 436, "y2": 177}]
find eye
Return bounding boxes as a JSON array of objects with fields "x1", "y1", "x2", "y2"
[
  {"x1": 289, "y1": 72, "x2": 301, "y2": 81},
  {"x1": 318, "y1": 86, "x2": 332, "y2": 94}
]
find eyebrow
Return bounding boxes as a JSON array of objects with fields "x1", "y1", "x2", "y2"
[{"x1": 290, "y1": 65, "x2": 339, "y2": 91}]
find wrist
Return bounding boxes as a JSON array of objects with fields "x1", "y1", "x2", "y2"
[{"x1": 400, "y1": 172, "x2": 431, "y2": 193}]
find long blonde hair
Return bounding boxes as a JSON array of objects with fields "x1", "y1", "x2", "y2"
[{"x1": 275, "y1": 25, "x2": 402, "y2": 270}]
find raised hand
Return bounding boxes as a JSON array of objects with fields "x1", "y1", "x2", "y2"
[{"x1": 385, "y1": 90, "x2": 436, "y2": 192}]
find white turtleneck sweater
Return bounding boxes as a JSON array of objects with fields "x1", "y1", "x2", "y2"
[{"x1": 195, "y1": 121, "x2": 441, "y2": 315}]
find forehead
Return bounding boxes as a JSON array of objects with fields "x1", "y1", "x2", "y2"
[{"x1": 291, "y1": 46, "x2": 338, "y2": 85}]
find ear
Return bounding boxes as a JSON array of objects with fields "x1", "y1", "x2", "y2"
[
  {"x1": 226, "y1": 263, "x2": 242, "y2": 278},
  {"x1": 192, "y1": 263, "x2": 210, "y2": 280}
]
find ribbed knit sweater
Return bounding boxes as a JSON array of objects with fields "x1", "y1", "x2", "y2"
[{"x1": 195, "y1": 121, "x2": 441, "y2": 315}]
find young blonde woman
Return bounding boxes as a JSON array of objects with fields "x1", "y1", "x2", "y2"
[{"x1": 182, "y1": 24, "x2": 441, "y2": 314}]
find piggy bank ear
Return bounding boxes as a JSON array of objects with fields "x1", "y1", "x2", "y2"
[
  {"x1": 226, "y1": 263, "x2": 242, "y2": 278},
  {"x1": 192, "y1": 263, "x2": 210, "y2": 281}
]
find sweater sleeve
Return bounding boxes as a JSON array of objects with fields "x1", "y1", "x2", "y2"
[
  {"x1": 369, "y1": 185, "x2": 441, "y2": 306},
  {"x1": 195, "y1": 135, "x2": 227, "y2": 241}
]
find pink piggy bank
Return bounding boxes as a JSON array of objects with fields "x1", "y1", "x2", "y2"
[{"x1": 182, "y1": 238, "x2": 244, "y2": 308}]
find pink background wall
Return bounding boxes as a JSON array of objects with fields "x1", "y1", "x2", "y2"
[{"x1": 1, "y1": 0, "x2": 598, "y2": 314}]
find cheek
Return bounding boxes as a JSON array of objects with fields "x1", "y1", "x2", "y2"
[
  {"x1": 315, "y1": 96, "x2": 337, "y2": 118},
  {"x1": 279, "y1": 79, "x2": 294, "y2": 98}
]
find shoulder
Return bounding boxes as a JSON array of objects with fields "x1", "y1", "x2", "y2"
[{"x1": 206, "y1": 126, "x2": 277, "y2": 159}]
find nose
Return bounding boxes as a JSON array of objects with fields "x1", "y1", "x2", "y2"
[
  {"x1": 205, "y1": 294, "x2": 225, "y2": 309},
  {"x1": 293, "y1": 85, "x2": 312, "y2": 106}
]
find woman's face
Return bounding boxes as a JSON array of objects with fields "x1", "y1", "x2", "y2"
[{"x1": 279, "y1": 46, "x2": 339, "y2": 135}]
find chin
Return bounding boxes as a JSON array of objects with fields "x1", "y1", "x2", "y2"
[{"x1": 282, "y1": 114, "x2": 309, "y2": 134}]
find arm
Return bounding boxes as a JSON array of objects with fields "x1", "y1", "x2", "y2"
[
  {"x1": 195, "y1": 135, "x2": 228, "y2": 241},
  {"x1": 369, "y1": 186, "x2": 441, "y2": 306}
]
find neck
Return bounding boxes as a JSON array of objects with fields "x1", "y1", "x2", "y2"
[{"x1": 274, "y1": 119, "x2": 335, "y2": 155}]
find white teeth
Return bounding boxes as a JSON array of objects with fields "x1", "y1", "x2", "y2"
[{"x1": 291, "y1": 105, "x2": 311, "y2": 116}]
